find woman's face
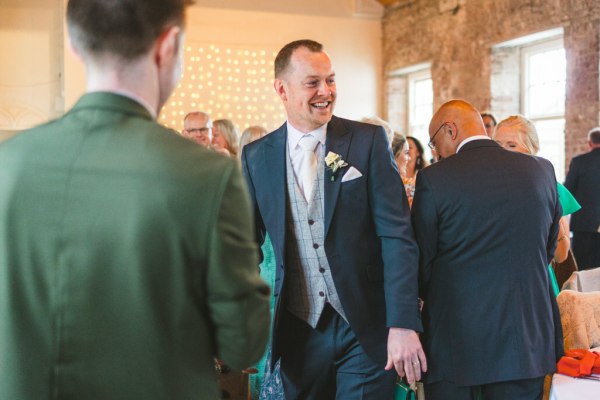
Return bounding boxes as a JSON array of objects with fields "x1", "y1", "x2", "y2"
[
  {"x1": 407, "y1": 138, "x2": 419, "y2": 168},
  {"x1": 212, "y1": 127, "x2": 229, "y2": 151},
  {"x1": 395, "y1": 141, "x2": 411, "y2": 173},
  {"x1": 494, "y1": 126, "x2": 530, "y2": 154}
]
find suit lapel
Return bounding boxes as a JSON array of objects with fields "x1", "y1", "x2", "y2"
[
  {"x1": 324, "y1": 117, "x2": 352, "y2": 238},
  {"x1": 263, "y1": 125, "x2": 287, "y2": 250}
]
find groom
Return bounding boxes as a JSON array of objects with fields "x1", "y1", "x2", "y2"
[{"x1": 241, "y1": 39, "x2": 425, "y2": 399}]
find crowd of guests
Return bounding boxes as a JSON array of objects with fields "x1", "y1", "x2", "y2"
[
  {"x1": 178, "y1": 102, "x2": 599, "y2": 400},
  {"x1": 2, "y1": 2, "x2": 600, "y2": 400}
]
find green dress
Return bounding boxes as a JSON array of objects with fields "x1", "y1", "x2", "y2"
[
  {"x1": 250, "y1": 235, "x2": 277, "y2": 399},
  {"x1": 548, "y1": 182, "x2": 581, "y2": 296}
]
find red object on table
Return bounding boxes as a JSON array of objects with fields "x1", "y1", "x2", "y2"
[{"x1": 557, "y1": 349, "x2": 600, "y2": 377}]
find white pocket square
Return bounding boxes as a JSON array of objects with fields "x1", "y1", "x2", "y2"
[{"x1": 341, "y1": 166, "x2": 363, "y2": 182}]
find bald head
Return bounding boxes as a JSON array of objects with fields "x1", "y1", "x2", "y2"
[{"x1": 428, "y1": 100, "x2": 487, "y2": 159}]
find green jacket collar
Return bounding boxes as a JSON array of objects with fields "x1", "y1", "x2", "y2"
[{"x1": 70, "y1": 92, "x2": 154, "y2": 121}]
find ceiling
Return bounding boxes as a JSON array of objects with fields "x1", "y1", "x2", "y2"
[{"x1": 192, "y1": 0, "x2": 385, "y2": 18}]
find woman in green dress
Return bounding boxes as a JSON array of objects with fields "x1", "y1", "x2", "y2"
[{"x1": 494, "y1": 115, "x2": 581, "y2": 295}]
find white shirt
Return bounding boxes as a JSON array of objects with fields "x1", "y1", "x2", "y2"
[
  {"x1": 456, "y1": 135, "x2": 491, "y2": 153},
  {"x1": 287, "y1": 121, "x2": 327, "y2": 191}
]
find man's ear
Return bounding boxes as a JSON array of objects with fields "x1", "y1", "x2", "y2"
[
  {"x1": 274, "y1": 79, "x2": 288, "y2": 102},
  {"x1": 154, "y1": 26, "x2": 181, "y2": 68},
  {"x1": 449, "y1": 122, "x2": 459, "y2": 140}
]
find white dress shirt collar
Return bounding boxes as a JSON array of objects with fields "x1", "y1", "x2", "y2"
[
  {"x1": 287, "y1": 122, "x2": 327, "y2": 150},
  {"x1": 456, "y1": 135, "x2": 491, "y2": 153}
]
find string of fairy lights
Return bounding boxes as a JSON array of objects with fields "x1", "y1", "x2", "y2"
[{"x1": 159, "y1": 42, "x2": 286, "y2": 133}]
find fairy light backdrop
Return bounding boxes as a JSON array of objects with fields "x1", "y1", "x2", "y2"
[{"x1": 159, "y1": 42, "x2": 286, "y2": 133}]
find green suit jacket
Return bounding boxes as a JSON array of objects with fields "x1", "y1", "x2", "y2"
[{"x1": 0, "y1": 93, "x2": 270, "y2": 399}]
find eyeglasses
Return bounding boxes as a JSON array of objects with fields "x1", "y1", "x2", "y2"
[
  {"x1": 186, "y1": 127, "x2": 211, "y2": 136},
  {"x1": 428, "y1": 122, "x2": 446, "y2": 150}
]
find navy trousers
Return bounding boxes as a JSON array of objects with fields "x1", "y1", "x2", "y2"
[{"x1": 279, "y1": 304, "x2": 396, "y2": 400}]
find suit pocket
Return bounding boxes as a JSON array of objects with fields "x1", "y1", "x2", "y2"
[{"x1": 366, "y1": 264, "x2": 384, "y2": 281}]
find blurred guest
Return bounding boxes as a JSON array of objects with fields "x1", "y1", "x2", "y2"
[
  {"x1": 391, "y1": 133, "x2": 415, "y2": 207},
  {"x1": 564, "y1": 127, "x2": 600, "y2": 270},
  {"x1": 183, "y1": 111, "x2": 212, "y2": 146},
  {"x1": 481, "y1": 112, "x2": 497, "y2": 138},
  {"x1": 213, "y1": 119, "x2": 240, "y2": 156},
  {"x1": 494, "y1": 115, "x2": 580, "y2": 271},
  {"x1": 391, "y1": 133, "x2": 410, "y2": 176},
  {"x1": 404, "y1": 136, "x2": 429, "y2": 208},
  {"x1": 238, "y1": 124, "x2": 276, "y2": 399},
  {"x1": 239, "y1": 125, "x2": 268, "y2": 158},
  {"x1": 413, "y1": 100, "x2": 563, "y2": 400},
  {"x1": 0, "y1": 1, "x2": 270, "y2": 399},
  {"x1": 361, "y1": 116, "x2": 394, "y2": 145},
  {"x1": 406, "y1": 137, "x2": 429, "y2": 176}
]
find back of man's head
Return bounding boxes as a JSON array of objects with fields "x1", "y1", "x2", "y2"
[
  {"x1": 67, "y1": 0, "x2": 191, "y2": 61},
  {"x1": 588, "y1": 127, "x2": 600, "y2": 148}
]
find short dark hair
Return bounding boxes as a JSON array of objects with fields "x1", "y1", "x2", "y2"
[
  {"x1": 481, "y1": 113, "x2": 497, "y2": 126},
  {"x1": 589, "y1": 127, "x2": 600, "y2": 144},
  {"x1": 67, "y1": 0, "x2": 192, "y2": 61},
  {"x1": 274, "y1": 39, "x2": 323, "y2": 78}
]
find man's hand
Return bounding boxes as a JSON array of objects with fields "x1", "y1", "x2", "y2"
[{"x1": 384, "y1": 327, "x2": 427, "y2": 384}]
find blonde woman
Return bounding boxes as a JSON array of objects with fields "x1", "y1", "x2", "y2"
[
  {"x1": 212, "y1": 119, "x2": 240, "y2": 157},
  {"x1": 239, "y1": 125, "x2": 268, "y2": 158},
  {"x1": 494, "y1": 115, "x2": 581, "y2": 295}
]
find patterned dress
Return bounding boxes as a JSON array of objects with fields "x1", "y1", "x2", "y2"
[{"x1": 402, "y1": 173, "x2": 417, "y2": 208}]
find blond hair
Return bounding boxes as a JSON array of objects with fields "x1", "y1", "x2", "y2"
[
  {"x1": 212, "y1": 119, "x2": 240, "y2": 156},
  {"x1": 495, "y1": 115, "x2": 540, "y2": 155},
  {"x1": 239, "y1": 125, "x2": 268, "y2": 157}
]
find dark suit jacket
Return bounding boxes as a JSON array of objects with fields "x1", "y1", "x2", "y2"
[
  {"x1": 242, "y1": 116, "x2": 422, "y2": 367},
  {"x1": 564, "y1": 148, "x2": 600, "y2": 232},
  {"x1": 0, "y1": 93, "x2": 270, "y2": 399},
  {"x1": 411, "y1": 139, "x2": 563, "y2": 386}
]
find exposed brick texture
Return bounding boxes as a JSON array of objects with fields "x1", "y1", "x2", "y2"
[{"x1": 382, "y1": 0, "x2": 600, "y2": 169}]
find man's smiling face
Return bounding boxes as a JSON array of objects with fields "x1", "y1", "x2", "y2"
[{"x1": 275, "y1": 47, "x2": 336, "y2": 133}]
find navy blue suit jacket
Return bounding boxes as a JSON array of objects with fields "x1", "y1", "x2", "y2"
[
  {"x1": 412, "y1": 139, "x2": 563, "y2": 386},
  {"x1": 564, "y1": 148, "x2": 600, "y2": 233},
  {"x1": 241, "y1": 116, "x2": 422, "y2": 367}
]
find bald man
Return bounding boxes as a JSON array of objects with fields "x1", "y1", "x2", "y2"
[
  {"x1": 411, "y1": 100, "x2": 563, "y2": 399},
  {"x1": 183, "y1": 111, "x2": 212, "y2": 146}
]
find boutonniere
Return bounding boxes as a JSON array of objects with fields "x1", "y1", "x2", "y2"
[{"x1": 324, "y1": 151, "x2": 348, "y2": 181}]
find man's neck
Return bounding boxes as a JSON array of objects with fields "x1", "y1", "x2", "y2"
[{"x1": 85, "y1": 57, "x2": 159, "y2": 118}]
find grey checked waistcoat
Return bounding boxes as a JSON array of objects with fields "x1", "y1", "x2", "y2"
[{"x1": 284, "y1": 144, "x2": 346, "y2": 328}]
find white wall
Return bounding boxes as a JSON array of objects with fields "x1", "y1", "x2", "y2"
[
  {"x1": 0, "y1": 0, "x2": 63, "y2": 137},
  {"x1": 64, "y1": 6, "x2": 382, "y2": 132}
]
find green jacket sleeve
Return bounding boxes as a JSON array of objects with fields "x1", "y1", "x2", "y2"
[{"x1": 206, "y1": 164, "x2": 271, "y2": 369}]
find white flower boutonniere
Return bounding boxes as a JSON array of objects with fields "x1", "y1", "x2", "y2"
[{"x1": 324, "y1": 151, "x2": 348, "y2": 181}]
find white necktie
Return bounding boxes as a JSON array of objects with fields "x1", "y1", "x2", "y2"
[{"x1": 297, "y1": 134, "x2": 320, "y2": 202}]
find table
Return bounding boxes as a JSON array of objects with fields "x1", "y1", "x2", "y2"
[{"x1": 550, "y1": 347, "x2": 600, "y2": 400}]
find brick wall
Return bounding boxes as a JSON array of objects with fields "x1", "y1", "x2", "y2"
[{"x1": 382, "y1": 0, "x2": 600, "y2": 169}]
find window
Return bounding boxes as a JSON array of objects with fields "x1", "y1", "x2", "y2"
[
  {"x1": 408, "y1": 69, "x2": 433, "y2": 157},
  {"x1": 386, "y1": 64, "x2": 433, "y2": 160},
  {"x1": 522, "y1": 38, "x2": 566, "y2": 180}
]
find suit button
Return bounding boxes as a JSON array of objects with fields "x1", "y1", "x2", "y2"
[
  {"x1": 308, "y1": 219, "x2": 315, "y2": 225},
  {"x1": 313, "y1": 243, "x2": 319, "y2": 249},
  {"x1": 319, "y1": 291, "x2": 325, "y2": 297},
  {"x1": 319, "y1": 267, "x2": 325, "y2": 273}
]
